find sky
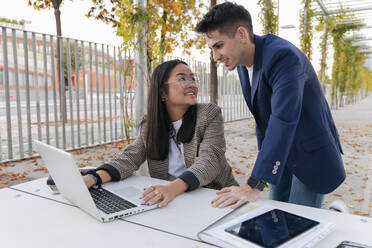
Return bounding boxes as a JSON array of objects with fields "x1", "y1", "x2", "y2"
[
  {"x1": 0, "y1": 0, "x2": 122, "y2": 46},
  {"x1": 0, "y1": 0, "x2": 324, "y2": 70}
]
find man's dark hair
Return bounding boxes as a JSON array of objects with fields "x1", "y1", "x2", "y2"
[{"x1": 195, "y1": 2, "x2": 254, "y2": 41}]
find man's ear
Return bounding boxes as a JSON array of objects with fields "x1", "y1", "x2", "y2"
[{"x1": 236, "y1": 26, "x2": 249, "y2": 43}]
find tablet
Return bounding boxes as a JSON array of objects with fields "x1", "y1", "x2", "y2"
[
  {"x1": 224, "y1": 208, "x2": 320, "y2": 248},
  {"x1": 336, "y1": 241, "x2": 372, "y2": 248}
]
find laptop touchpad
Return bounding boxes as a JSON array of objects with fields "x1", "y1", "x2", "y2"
[{"x1": 111, "y1": 186, "x2": 142, "y2": 199}]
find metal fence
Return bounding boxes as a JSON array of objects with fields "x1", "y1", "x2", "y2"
[{"x1": 0, "y1": 26, "x2": 250, "y2": 162}]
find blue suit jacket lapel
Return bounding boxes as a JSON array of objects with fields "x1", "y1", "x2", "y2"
[
  {"x1": 237, "y1": 65, "x2": 253, "y2": 112},
  {"x1": 251, "y1": 35, "x2": 264, "y2": 109}
]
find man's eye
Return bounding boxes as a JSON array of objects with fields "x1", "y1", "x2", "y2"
[{"x1": 178, "y1": 78, "x2": 186, "y2": 81}]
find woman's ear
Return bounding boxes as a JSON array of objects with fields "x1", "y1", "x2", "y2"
[{"x1": 161, "y1": 92, "x2": 167, "y2": 102}]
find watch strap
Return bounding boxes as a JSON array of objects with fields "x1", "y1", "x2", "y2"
[
  {"x1": 86, "y1": 170, "x2": 102, "y2": 188},
  {"x1": 247, "y1": 176, "x2": 266, "y2": 191}
]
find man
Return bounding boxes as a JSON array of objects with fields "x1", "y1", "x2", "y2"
[{"x1": 195, "y1": 2, "x2": 345, "y2": 208}]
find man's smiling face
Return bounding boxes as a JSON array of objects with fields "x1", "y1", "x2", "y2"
[{"x1": 206, "y1": 29, "x2": 245, "y2": 71}]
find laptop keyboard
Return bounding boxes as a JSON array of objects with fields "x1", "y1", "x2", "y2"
[{"x1": 89, "y1": 187, "x2": 137, "y2": 214}]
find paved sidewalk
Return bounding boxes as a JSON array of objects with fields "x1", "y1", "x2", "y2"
[{"x1": 1, "y1": 95, "x2": 371, "y2": 216}]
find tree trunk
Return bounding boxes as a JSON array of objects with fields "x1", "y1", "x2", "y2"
[
  {"x1": 160, "y1": 10, "x2": 167, "y2": 63},
  {"x1": 209, "y1": 0, "x2": 218, "y2": 104},
  {"x1": 320, "y1": 17, "x2": 328, "y2": 93},
  {"x1": 134, "y1": 0, "x2": 148, "y2": 126},
  {"x1": 52, "y1": 0, "x2": 67, "y2": 122},
  {"x1": 210, "y1": 52, "x2": 218, "y2": 104}
]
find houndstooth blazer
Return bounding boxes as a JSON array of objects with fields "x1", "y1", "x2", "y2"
[{"x1": 105, "y1": 103, "x2": 238, "y2": 190}]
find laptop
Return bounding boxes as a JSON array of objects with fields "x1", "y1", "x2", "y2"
[{"x1": 34, "y1": 140, "x2": 158, "y2": 222}]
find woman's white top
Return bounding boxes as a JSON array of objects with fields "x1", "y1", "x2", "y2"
[{"x1": 168, "y1": 119, "x2": 187, "y2": 181}]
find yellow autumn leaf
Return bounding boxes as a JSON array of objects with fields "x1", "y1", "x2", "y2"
[{"x1": 170, "y1": 2, "x2": 182, "y2": 15}]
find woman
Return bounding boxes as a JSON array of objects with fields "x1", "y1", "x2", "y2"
[{"x1": 83, "y1": 59, "x2": 238, "y2": 207}]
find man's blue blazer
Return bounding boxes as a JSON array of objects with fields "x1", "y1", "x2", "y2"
[{"x1": 237, "y1": 34, "x2": 345, "y2": 194}]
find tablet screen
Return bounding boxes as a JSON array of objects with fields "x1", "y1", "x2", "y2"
[{"x1": 224, "y1": 209, "x2": 319, "y2": 248}]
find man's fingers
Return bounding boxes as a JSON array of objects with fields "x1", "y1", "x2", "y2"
[
  {"x1": 235, "y1": 198, "x2": 249, "y2": 208},
  {"x1": 216, "y1": 187, "x2": 232, "y2": 195},
  {"x1": 212, "y1": 190, "x2": 235, "y2": 204},
  {"x1": 211, "y1": 194, "x2": 225, "y2": 206},
  {"x1": 213, "y1": 194, "x2": 233, "y2": 207},
  {"x1": 217, "y1": 196, "x2": 238, "y2": 208}
]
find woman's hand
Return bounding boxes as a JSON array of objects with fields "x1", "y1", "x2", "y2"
[
  {"x1": 83, "y1": 175, "x2": 96, "y2": 188},
  {"x1": 142, "y1": 179, "x2": 188, "y2": 207},
  {"x1": 82, "y1": 170, "x2": 112, "y2": 188},
  {"x1": 211, "y1": 184, "x2": 260, "y2": 208}
]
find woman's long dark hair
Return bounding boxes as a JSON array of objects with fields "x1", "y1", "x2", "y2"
[{"x1": 146, "y1": 59, "x2": 197, "y2": 160}]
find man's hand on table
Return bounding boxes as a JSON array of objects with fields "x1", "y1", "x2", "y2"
[{"x1": 211, "y1": 184, "x2": 260, "y2": 208}]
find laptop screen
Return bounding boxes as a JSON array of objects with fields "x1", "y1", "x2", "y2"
[{"x1": 224, "y1": 208, "x2": 319, "y2": 248}]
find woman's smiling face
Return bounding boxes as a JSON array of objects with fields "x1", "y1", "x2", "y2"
[{"x1": 163, "y1": 63, "x2": 198, "y2": 109}]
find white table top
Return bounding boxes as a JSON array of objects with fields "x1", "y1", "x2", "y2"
[
  {"x1": 0, "y1": 188, "x2": 215, "y2": 248},
  {"x1": 9, "y1": 176, "x2": 372, "y2": 248},
  {"x1": 10, "y1": 176, "x2": 232, "y2": 240}
]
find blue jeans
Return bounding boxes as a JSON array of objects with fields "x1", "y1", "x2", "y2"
[{"x1": 269, "y1": 166, "x2": 324, "y2": 208}]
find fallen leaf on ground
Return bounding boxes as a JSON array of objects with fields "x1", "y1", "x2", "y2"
[
  {"x1": 353, "y1": 211, "x2": 369, "y2": 216},
  {"x1": 0, "y1": 183, "x2": 9, "y2": 189},
  {"x1": 33, "y1": 167, "x2": 48, "y2": 173},
  {"x1": 0, "y1": 162, "x2": 15, "y2": 167},
  {"x1": 353, "y1": 198, "x2": 364, "y2": 202},
  {"x1": 231, "y1": 167, "x2": 247, "y2": 175}
]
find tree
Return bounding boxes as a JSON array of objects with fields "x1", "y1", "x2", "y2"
[
  {"x1": 28, "y1": 0, "x2": 63, "y2": 38},
  {"x1": 87, "y1": 0, "x2": 207, "y2": 92},
  {"x1": 299, "y1": 0, "x2": 315, "y2": 61},
  {"x1": 28, "y1": 0, "x2": 66, "y2": 119},
  {"x1": 258, "y1": 0, "x2": 278, "y2": 35},
  {"x1": 28, "y1": 0, "x2": 64, "y2": 80},
  {"x1": 0, "y1": 17, "x2": 29, "y2": 27},
  {"x1": 209, "y1": 0, "x2": 218, "y2": 104},
  {"x1": 315, "y1": 14, "x2": 334, "y2": 92},
  {"x1": 330, "y1": 12, "x2": 365, "y2": 108},
  {"x1": 60, "y1": 40, "x2": 82, "y2": 88}
]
